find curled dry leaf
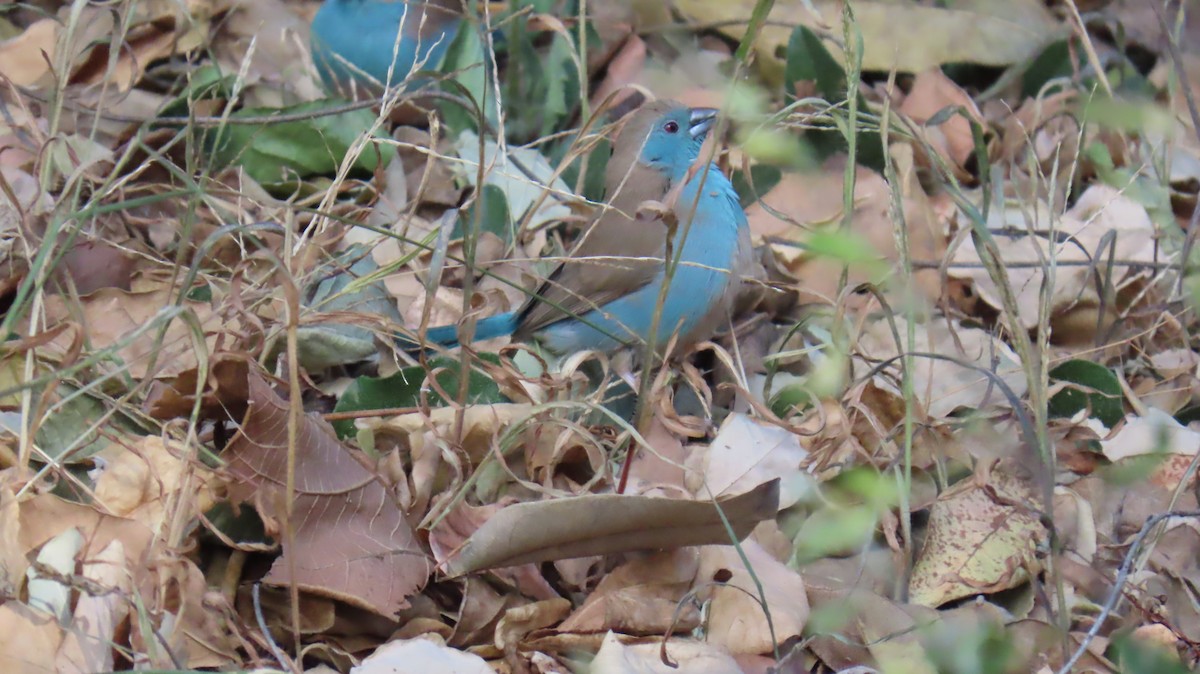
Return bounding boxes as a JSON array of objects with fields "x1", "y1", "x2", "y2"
[
  {"x1": 1, "y1": 2, "x2": 220, "y2": 92},
  {"x1": 558, "y1": 548, "x2": 701, "y2": 635},
  {"x1": 11, "y1": 490, "x2": 238, "y2": 668},
  {"x1": 852, "y1": 315, "x2": 1028, "y2": 419},
  {"x1": 224, "y1": 368, "x2": 433, "y2": 617},
  {"x1": 93, "y1": 435, "x2": 216, "y2": 532},
  {"x1": 908, "y1": 463, "x2": 1046, "y2": 607},
  {"x1": 428, "y1": 502, "x2": 560, "y2": 601},
  {"x1": 950, "y1": 184, "x2": 1166, "y2": 334},
  {"x1": 494, "y1": 598, "x2": 572, "y2": 653},
  {"x1": 442, "y1": 479, "x2": 780, "y2": 577}
]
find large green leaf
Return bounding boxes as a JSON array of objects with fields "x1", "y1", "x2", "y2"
[
  {"x1": 207, "y1": 101, "x2": 387, "y2": 186},
  {"x1": 784, "y1": 25, "x2": 845, "y2": 101},
  {"x1": 1048, "y1": 359, "x2": 1123, "y2": 428}
]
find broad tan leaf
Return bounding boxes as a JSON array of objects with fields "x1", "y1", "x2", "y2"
[
  {"x1": 698, "y1": 541, "x2": 809, "y2": 655},
  {"x1": 675, "y1": 0, "x2": 1063, "y2": 81},
  {"x1": 442, "y1": 479, "x2": 780, "y2": 576}
]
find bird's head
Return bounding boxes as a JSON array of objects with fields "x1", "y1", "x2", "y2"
[{"x1": 614, "y1": 101, "x2": 719, "y2": 181}]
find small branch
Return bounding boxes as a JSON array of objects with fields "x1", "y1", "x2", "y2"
[{"x1": 1056, "y1": 510, "x2": 1200, "y2": 674}]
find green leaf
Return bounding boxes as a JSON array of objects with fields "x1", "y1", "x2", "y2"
[
  {"x1": 454, "y1": 184, "x2": 513, "y2": 243},
  {"x1": 331, "y1": 355, "x2": 508, "y2": 438},
  {"x1": 1110, "y1": 633, "x2": 1193, "y2": 674},
  {"x1": 207, "y1": 101, "x2": 387, "y2": 186},
  {"x1": 784, "y1": 25, "x2": 846, "y2": 101},
  {"x1": 767, "y1": 380, "x2": 812, "y2": 419},
  {"x1": 439, "y1": 21, "x2": 495, "y2": 135},
  {"x1": 540, "y1": 36, "x2": 576, "y2": 137},
  {"x1": 161, "y1": 63, "x2": 236, "y2": 117},
  {"x1": 1021, "y1": 38, "x2": 1073, "y2": 99},
  {"x1": 1048, "y1": 359, "x2": 1123, "y2": 428}
]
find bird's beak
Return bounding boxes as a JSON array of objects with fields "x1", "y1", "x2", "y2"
[{"x1": 688, "y1": 108, "x2": 718, "y2": 139}]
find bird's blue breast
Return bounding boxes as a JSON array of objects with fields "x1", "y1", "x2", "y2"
[{"x1": 537, "y1": 164, "x2": 745, "y2": 354}]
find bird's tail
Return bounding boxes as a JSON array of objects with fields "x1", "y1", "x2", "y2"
[{"x1": 402, "y1": 311, "x2": 520, "y2": 351}]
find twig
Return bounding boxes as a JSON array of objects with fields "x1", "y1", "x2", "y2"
[
  {"x1": 1056, "y1": 510, "x2": 1200, "y2": 674},
  {"x1": 252, "y1": 583, "x2": 293, "y2": 673}
]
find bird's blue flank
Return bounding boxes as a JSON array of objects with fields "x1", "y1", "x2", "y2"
[
  {"x1": 418, "y1": 311, "x2": 519, "y2": 350},
  {"x1": 538, "y1": 163, "x2": 744, "y2": 354},
  {"x1": 311, "y1": 0, "x2": 459, "y2": 91}
]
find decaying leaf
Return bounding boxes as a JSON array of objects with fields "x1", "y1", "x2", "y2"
[{"x1": 909, "y1": 463, "x2": 1046, "y2": 607}]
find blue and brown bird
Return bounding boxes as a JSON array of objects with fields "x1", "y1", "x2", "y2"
[{"x1": 422, "y1": 100, "x2": 755, "y2": 358}]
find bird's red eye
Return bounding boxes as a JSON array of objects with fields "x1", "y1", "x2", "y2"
[{"x1": 663, "y1": 121, "x2": 679, "y2": 133}]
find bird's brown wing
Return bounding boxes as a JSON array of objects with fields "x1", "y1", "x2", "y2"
[
  {"x1": 516, "y1": 197, "x2": 668, "y2": 336},
  {"x1": 516, "y1": 101, "x2": 675, "y2": 337}
]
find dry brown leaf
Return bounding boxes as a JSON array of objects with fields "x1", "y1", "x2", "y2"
[
  {"x1": 55, "y1": 240, "x2": 136, "y2": 295},
  {"x1": 224, "y1": 368, "x2": 432, "y2": 617},
  {"x1": 558, "y1": 548, "x2": 700, "y2": 635},
  {"x1": 442, "y1": 480, "x2": 780, "y2": 576},
  {"x1": 37, "y1": 283, "x2": 228, "y2": 379},
  {"x1": 93, "y1": 435, "x2": 215, "y2": 531},
  {"x1": 675, "y1": 0, "x2": 1062, "y2": 81},
  {"x1": 367, "y1": 403, "x2": 534, "y2": 472},
  {"x1": 212, "y1": 0, "x2": 325, "y2": 104},
  {"x1": 591, "y1": 631, "x2": 742, "y2": 674},
  {"x1": 620, "y1": 416, "x2": 688, "y2": 496},
  {"x1": 451, "y1": 577, "x2": 521, "y2": 648},
  {"x1": 428, "y1": 502, "x2": 560, "y2": 601},
  {"x1": 688, "y1": 412, "x2": 811, "y2": 508},
  {"x1": 950, "y1": 184, "x2": 1164, "y2": 332},
  {"x1": 494, "y1": 598, "x2": 572, "y2": 652},
  {"x1": 908, "y1": 463, "x2": 1046, "y2": 607},
  {"x1": 0, "y1": 474, "x2": 25, "y2": 597},
  {"x1": 590, "y1": 34, "x2": 647, "y2": 113},
  {"x1": 698, "y1": 541, "x2": 809, "y2": 655},
  {"x1": 142, "y1": 353, "x2": 253, "y2": 422},
  {"x1": 0, "y1": 19, "x2": 60, "y2": 87},
  {"x1": 0, "y1": 602, "x2": 62, "y2": 673},
  {"x1": 803, "y1": 583, "x2": 937, "y2": 672},
  {"x1": 746, "y1": 161, "x2": 947, "y2": 305},
  {"x1": 14, "y1": 492, "x2": 238, "y2": 669},
  {"x1": 898, "y1": 68, "x2": 986, "y2": 178}
]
